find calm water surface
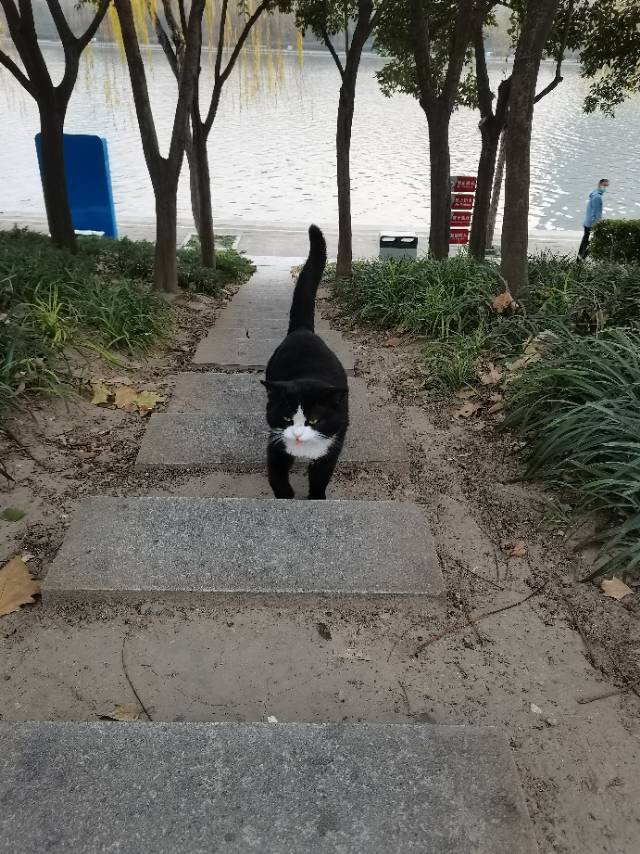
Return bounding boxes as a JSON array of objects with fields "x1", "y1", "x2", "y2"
[{"x1": 1, "y1": 44, "x2": 639, "y2": 231}]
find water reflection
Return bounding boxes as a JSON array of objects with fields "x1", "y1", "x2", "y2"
[{"x1": 1, "y1": 45, "x2": 638, "y2": 230}]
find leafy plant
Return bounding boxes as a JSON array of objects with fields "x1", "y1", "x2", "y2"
[
  {"x1": 590, "y1": 219, "x2": 640, "y2": 264},
  {"x1": 0, "y1": 229, "x2": 170, "y2": 414},
  {"x1": 335, "y1": 254, "x2": 499, "y2": 338},
  {"x1": 504, "y1": 329, "x2": 640, "y2": 579}
]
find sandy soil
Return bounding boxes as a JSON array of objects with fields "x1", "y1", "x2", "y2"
[{"x1": 1, "y1": 286, "x2": 639, "y2": 854}]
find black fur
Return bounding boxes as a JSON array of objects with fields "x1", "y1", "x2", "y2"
[{"x1": 263, "y1": 225, "x2": 348, "y2": 500}]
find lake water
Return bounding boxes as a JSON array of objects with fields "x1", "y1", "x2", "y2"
[{"x1": 1, "y1": 43, "x2": 639, "y2": 231}]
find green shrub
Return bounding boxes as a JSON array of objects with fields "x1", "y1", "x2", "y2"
[
  {"x1": 504, "y1": 329, "x2": 640, "y2": 579},
  {"x1": 78, "y1": 233, "x2": 255, "y2": 294},
  {"x1": 176, "y1": 237, "x2": 255, "y2": 294},
  {"x1": 335, "y1": 254, "x2": 499, "y2": 338},
  {"x1": 591, "y1": 219, "x2": 640, "y2": 264},
  {"x1": 0, "y1": 229, "x2": 170, "y2": 413}
]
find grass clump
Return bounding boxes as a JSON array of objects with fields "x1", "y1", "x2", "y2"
[
  {"x1": 174, "y1": 235, "x2": 255, "y2": 293},
  {"x1": 79, "y1": 233, "x2": 255, "y2": 295},
  {"x1": 0, "y1": 228, "x2": 169, "y2": 412},
  {"x1": 504, "y1": 329, "x2": 640, "y2": 580},
  {"x1": 335, "y1": 255, "x2": 498, "y2": 337},
  {"x1": 332, "y1": 252, "x2": 640, "y2": 578}
]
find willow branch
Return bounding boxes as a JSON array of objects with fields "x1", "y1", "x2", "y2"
[{"x1": 322, "y1": 28, "x2": 345, "y2": 78}]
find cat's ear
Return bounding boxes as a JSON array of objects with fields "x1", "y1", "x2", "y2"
[
  {"x1": 261, "y1": 380, "x2": 288, "y2": 398},
  {"x1": 322, "y1": 387, "x2": 348, "y2": 406}
]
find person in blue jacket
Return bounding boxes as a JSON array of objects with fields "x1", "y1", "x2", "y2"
[{"x1": 578, "y1": 178, "x2": 609, "y2": 258}]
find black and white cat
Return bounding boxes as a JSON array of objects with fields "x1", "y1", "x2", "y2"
[{"x1": 262, "y1": 225, "x2": 348, "y2": 500}]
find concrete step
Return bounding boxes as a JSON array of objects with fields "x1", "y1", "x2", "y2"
[
  {"x1": 193, "y1": 331, "x2": 356, "y2": 372},
  {"x1": 42, "y1": 497, "x2": 442, "y2": 605},
  {"x1": 136, "y1": 374, "x2": 405, "y2": 471},
  {"x1": 0, "y1": 721, "x2": 538, "y2": 853}
]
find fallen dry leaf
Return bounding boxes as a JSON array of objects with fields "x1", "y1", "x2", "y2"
[
  {"x1": 0, "y1": 557, "x2": 41, "y2": 617},
  {"x1": 506, "y1": 335, "x2": 551, "y2": 374},
  {"x1": 454, "y1": 388, "x2": 478, "y2": 400},
  {"x1": 113, "y1": 385, "x2": 139, "y2": 412},
  {"x1": 601, "y1": 578, "x2": 633, "y2": 601},
  {"x1": 100, "y1": 703, "x2": 141, "y2": 721},
  {"x1": 107, "y1": 385, "x2": 166, "y2": 415},
  {"x1": 90, "y1": 380, "x2": 111, "y2": 406},
  {"x1": 501, "y1": 539, "x2": 528, "y2": 558},
  {"x1": 384, "y1": 337, "x2": 402, "y2": 348},
  {"x1": 487, "y1": 400, "x2": 505, "y2": 415},
  {"x1": 492, "y1": 290, "x2": 518, "y2": 314},
  {"x1": 450, "y1": 402, "x2": 481, "y2": 419},
  {"x1": 135, "y1": 390, "x2": 166, "y2": 416},
  {"x1": 478, "y1": 362, "x2": 503, "y2": 386}
]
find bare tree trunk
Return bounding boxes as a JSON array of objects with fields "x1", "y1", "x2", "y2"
[
  {"x1": 336, "y1": 79, "x2": 355, "y2": 279},
  {"x1": 486, "y1": 129, "x2": 506, "y2": 251},
  {"x1": 193, "y1": 118, "x2": 215, "y2": 268},
  {"x1": 115, "y1": 0, "x2": 205, "y2": 292},
  {"x1": 501, "y1": 0, "x2": 560, "y2": 295},
  {"x1": 153, "y1": 176, "x2": 179, "y2": 293},
  {"x1": 469, "y1": 120, "x2": 500, "y2": 259},
  {"x1": 38, "y1": 100, "x2": 76, "y2": 251},
  {"x1": 427, "y1": 107, "x2": 451, "y2": 259},
  {"x1": 0, "y1": 0, "x2": 108, "y2": 252},
  {"x1": 185, "y1": 130, "x2": 202, "y2": 237}
]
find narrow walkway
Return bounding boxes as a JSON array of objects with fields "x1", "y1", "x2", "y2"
[{"x1": 1, "y1": 256, "x2": 538, "y2": 852}]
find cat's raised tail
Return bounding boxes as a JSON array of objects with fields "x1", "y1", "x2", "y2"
[{"x1": 288, "y1": 224, "x2": 327, "y2": 334}]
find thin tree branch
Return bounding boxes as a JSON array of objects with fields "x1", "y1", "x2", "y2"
[
  {"x1": 77, "y1": 0, "x2": 111, "y2": 50},
  {"x1": 203, "y1": 0, "x2": 270, "y2": 132},
  {"x1": 177, "y1": 0, "x2": 188, "y2": 36},
  {"x1": 114, "y1": 0, "x2": 162, "y2": 175},
  {"x1": 0, "y1": 46, "x2": 34, "y2": 95},
  {"x1": 161, "y1": 0, "x2": 184, "y2": 54},
  {"x1": 46, "y1": 0, "x2": 75, "y2": 45},
  {"x1": 411, "y1": 0, "x2": 436, "y2": 106},
  {"x1": 534, "y1": 0, "x2": 573, "y2": 103},
  {"x1": 218, "y1": 0, "x2": 270, "y2": 86},
  {"x1": 14, "y1": 0, "x2": 54, "y2": 89},
  {"x1": 153, "y1": 5, "x2": 179, "y2": 79},
  {"x1": 473, "y1": 21, "x2": 493, "y2": 117},
  {"x1": 441, "y1": 0, "x2": 475, "y2": 107},
  {"x1": 167, "y1": 0, "x2": 205, "y2": 168},
  {"x1": 213, "y1": 0, "x2": 229, "y2": 83},
  {"x1": 322, "y1": 28, "x2": 345, "y2": 78}
]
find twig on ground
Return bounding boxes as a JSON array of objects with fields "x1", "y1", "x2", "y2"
[
  {"x1": 559, "y1": 592, "x2": 596, "y2": 668},
  {"x1": 414, "y1": 582, "x2": 547, "y2": 657},
  {"x1": 576, "y1": 687, "x2": 629, "y2": 705},
  {"x1": 456, "y1": 560, "x2": 505, "y2": 592},
  {"x1": 1, "y1": 426, "x2": 57, "y2": 471},
  {"x1": 461, "y1": 599, "x2": 486, "y2": 646},
  {"x1": 0, "y1": 461, "x2": 15, "y2": 482},
  {"x1": 121, "y1": 636, "x2": 153, "y2": 721}
]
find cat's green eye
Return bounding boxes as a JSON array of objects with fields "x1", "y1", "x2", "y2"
[
  {"x1": 307, "y1": 418, "x2": 318, "y2": 425},
  {"x1": 284, "y1": 416, "x2": 293, "y2": 423}
]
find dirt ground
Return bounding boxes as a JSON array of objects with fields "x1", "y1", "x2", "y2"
[{"x1": 1, "y1": 286, "x2": 639, "y2": 854}]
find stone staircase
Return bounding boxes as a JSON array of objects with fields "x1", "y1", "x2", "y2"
[{"x1": 0, "y1": 258, "x2": 538, "y2": 852}]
